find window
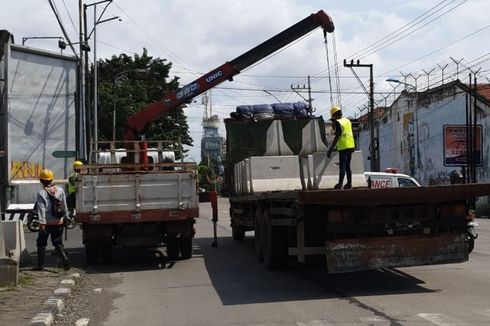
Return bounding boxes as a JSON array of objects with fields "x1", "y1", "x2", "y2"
[{"x1": 398, "y1": 178, "x2": 418, "y2": 187}]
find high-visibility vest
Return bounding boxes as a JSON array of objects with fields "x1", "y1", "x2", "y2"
[
  {"x1": 67, "y1": 173, "x2": 77, "y2": 195},
  {"x1": 336, "y1": 117, "x2": 355, "y2": 150}
]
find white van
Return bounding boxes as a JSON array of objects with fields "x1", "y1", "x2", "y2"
[{"x1": 364, "y1": 169, "x2": 421, "y2": 189}]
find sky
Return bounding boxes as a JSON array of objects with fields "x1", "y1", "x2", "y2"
[{"x1": 1, "y1": 0, "x2": 489, "y2": 162}]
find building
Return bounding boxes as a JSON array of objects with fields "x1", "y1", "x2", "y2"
[{"x1": 357, "y1": 80, "x2": 490, "y2": 186}]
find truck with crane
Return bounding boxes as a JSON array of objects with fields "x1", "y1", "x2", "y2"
[
  {"x1": 74, "y1": 9, "x2": 490, "y2": 272},
  {"x1": 74, "y1": 10, "x2": 336, "y2": 264}
]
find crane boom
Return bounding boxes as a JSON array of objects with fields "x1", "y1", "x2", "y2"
[{"x1": 124, "y1": 10, "x2": 334, "y2": 141}]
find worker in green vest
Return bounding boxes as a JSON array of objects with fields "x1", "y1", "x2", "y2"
[
  {"x1": 327, "y1": 106, "x2": 355, "y2": 189},
  {"x1": 67, "y1": 160, "x2": 83, "y2": 212}
]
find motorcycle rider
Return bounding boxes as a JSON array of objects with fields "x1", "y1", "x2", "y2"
[{"x1": 33, "y1": 169, "x2": 70, "y2": 271}]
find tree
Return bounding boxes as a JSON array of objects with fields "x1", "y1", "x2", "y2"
[{"x1": 96, "y1": 49, "x2": 192, "y2": 156}]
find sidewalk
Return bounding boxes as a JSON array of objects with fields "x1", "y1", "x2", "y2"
[{"x1": 0, "y1": 248, "x2": 85, "y2": 326}]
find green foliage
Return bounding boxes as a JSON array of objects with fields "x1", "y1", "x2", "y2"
[
  {"x1": 96, "y1": 49, "x2": 193, "y2": 153},
  {"x1": 197, "y1": 164, "x2": 216, "y2": 191}
]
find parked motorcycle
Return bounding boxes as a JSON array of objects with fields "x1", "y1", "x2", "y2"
[{"x1": 26, "y1": 209, "x2": 76, "y2": 232}]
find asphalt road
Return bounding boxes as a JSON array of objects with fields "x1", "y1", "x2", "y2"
[{"x1": 25, "y1": 198, "x2": 490, "y2": 326}]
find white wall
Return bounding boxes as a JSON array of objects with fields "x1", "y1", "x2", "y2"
[{"x1": 358, "y1": 82, "x2": 490, "y2": 186}]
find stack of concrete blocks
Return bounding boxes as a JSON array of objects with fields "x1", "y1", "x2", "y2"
[
  {"x1": 0, "y1": 220, "x2": 30, "y2": 287},
  {"x1": 232, "y1": 119, "x2": 367, "y2": 195}
]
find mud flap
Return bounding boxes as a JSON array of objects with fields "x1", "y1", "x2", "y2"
[{"x1": 325, "y1": 233, "x2": 468, "y2": 273}]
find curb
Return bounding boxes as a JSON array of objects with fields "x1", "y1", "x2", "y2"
[{"x1": 29, "y1": 272, "x2": 81, "y2": 326}]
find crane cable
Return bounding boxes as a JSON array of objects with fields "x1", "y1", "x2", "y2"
[
  {"x1": 323, "y1": 31, "x2": 342, "y2": 109},
  {"x1": 323, "y1": 31, "x2": 335, "y2": 107},
  {"x1": 332, "y1": 32, "x2": 342, "y2": 107}
]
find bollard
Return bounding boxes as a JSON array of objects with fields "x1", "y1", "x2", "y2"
[{"x1": 209, "y1": 190, "x2": 218, "y2": 247}]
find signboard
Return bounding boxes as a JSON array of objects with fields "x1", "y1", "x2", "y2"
[
  {"x1": 443, "y1": 124, "x2": 482, "y2": 167},
  {"x1": 52, "y1": 151, "x2": 77, "y2": 158}
]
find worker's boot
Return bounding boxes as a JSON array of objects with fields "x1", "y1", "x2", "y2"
[
  {"x1": 55, "y1": 244, "x2": 71, "y2": 270},
  {"x1": 333, "y1": 183, "x2": 342, "y2": 189},
  {"x1": 33, "y1": 246, "x2": 45, "y2": 271},
  {"x1": 343, "y1": 183, "x2": 352, "y2": 189}
]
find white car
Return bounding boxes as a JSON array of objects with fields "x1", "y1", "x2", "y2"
[{"x1": 364, "y1": 170, "x2": 421, "y2": 188}]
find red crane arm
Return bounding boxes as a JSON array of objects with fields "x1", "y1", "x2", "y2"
[{"x1": 124, "y1": 10, "x2": 334, "y2": 140}]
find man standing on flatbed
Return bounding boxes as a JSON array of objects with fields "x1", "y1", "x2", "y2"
[{"x1": 327, "y1": 106, "x2": 356, "y2": 190}]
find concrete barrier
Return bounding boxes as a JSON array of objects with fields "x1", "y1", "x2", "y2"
[
  {"x1": 0, "y1": 221, "x2": 19, "y2": 287},
  {"x1": 3, "y1": 220, "x2": 31, "y2": 266}
]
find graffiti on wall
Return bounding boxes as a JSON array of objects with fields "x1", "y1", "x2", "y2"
[
  {"x1": 403, "y1": 112, "x2": 416, "y2": 176},
  {"x1": 11, "y1": 160, "x2": 42, "y2": 179}
]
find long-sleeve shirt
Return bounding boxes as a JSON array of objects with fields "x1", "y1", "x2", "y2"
[{"x1": 36, "y1": 185, "x2": 67, "y2": 225}]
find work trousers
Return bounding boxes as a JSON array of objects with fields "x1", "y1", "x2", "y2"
[{"x1": 36, "y1": 225, "x2": 64, "y2": 247}]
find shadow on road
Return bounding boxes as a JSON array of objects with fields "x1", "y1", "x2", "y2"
[{"x1": 195, "y1": 235, "x2": 435, "y2": 306}]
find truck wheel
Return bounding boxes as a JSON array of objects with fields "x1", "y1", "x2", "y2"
[
  {"x1": 262, "y1": 210, "x2": 288, "y2": 270},
  {"x1": 85, "y1": 244, "x2": 99, "y2": 265},
  {"x1": 232, "y1": 223, "x2": 246, "y2": 241},
  {"x1": 254, "y1": 208, "x2": 263, "y2": 262},
  {"x1": 166, "y1": 237, "x2": 179, "y2": 260},
  {"x1": 179, "y1": 237, "x2": 193, "y2": 259},
  {"x1": 100, "y1": 244, "x2": 113, "y2": 264}
]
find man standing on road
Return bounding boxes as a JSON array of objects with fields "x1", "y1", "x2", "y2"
[
  {"x1": 33, "y1": 169, "x2": 70, "y2": 271},
  {"x1": 327, "y1": 106, "x2": 355, "y2": 190}
]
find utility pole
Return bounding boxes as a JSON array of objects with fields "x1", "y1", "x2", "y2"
[
  {"x1": 78, "y1": 0, "x2": 86, "y2": 161},
  {"x1": 291, "y1": 75, "x2": 313, "y2": 115},
  {"x1": 343, "y1": 60, "x2": 378, "y2": 171}
]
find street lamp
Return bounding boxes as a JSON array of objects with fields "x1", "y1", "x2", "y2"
[
  {"x1": 263, "y1": 89, "x2": 282, "y2": 103},
  {"x1": 22, "y1": 36, "x2": 66, "y2": 51},
  {"x1": 113, "y1": 68, "x2": 148, "y2": 141},
  {"x1": 386, "y1": 78, "x2": 416, "y2": 92}
]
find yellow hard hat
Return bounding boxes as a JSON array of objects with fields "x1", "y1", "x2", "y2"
[
  {"x1": 330, "y1": 106, "x2": 341, "y2": 117},
  {"x1": 39, "y1": 169, "x2": 54, "y2": 181},
  {"x1": 73, "y1": 160, "x2": 83, "y2": 167}
]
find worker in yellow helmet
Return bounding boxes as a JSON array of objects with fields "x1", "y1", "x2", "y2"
[
  {"x1": 327, "y1": 106, "x2": 356, "y2": 189},
  {"x1": 67, "y1": 160, "x2": 83, "y2": 211},
  {"x1": 34, "y1": 169, "x2": 70, "y2": 271}
]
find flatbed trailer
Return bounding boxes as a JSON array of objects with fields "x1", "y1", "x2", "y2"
[{"x1": 230, "y1": 183, "x2": 490, "y2": 273}]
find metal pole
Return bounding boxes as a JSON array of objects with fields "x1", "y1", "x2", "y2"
[
  {"x1": 369, "y1": 64, "x2": 377, "y2": 171},
  {"x1": 78, "y1": 0, "x2": 86, "y2": 161},
  {"x1": 93, "y1": 5, "x2": 98, "y2": 153},
  {"x1": 473, "y1": 75, "x2": 478, "y2": 183},
  {"x1": 113, "y1": 75, "x2": 116, "y2": 142}
]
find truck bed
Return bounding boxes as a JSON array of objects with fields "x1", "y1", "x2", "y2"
[
  {"x1": 230, "y1": 183, "x2": 490, "y2": 206},
  {"x1": 76, "y1": 163, "x2": 198, "y2": 224}
]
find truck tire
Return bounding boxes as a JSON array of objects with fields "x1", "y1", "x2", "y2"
[
  {"x1": 254, "y1": 208, "x2": 263, "y2": 262},
  {"x1": 85, "y1": 244, "x2": 99, "y2": 265},
  {"x1": 261, "y1": 210, "x2": 288, "y2": 270},
  {"x1": 179, "y1": 237, "x2": 193, "y2": 259},
  {"x1": 100, "y1": 244, "x2": 113, "y2": 264},
  {"x1": 166, "y1": 237, "x2": 179, "y2": 260},
  {"x1": 232, "y1": 223, "x2": 246, "y2": 241}
]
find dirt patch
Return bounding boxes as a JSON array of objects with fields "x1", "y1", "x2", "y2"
[{"x1": 0, "y1": 268, "x2": 76, "y2": 326}]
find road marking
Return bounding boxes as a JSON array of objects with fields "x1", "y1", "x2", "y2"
[
  {"x1": 359, "y1": 315, "x2": 390, "y2": 323},
  {"x1": 75, "y1": 318, "x2": 90, "y2": 326},
  {"x1": 297, "y1": 320, "x2": 331, "y2": 326},
  {"x1": 417, "y1": 313, "x2": 468, "y2": 326},
  {"x1": 479, "y1": 309, "x2": 490, "y2": 318}
]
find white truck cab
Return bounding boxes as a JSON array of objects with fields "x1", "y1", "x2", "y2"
[{"x1": 364, "y1": 168, "x2": 421, "y2": 189}]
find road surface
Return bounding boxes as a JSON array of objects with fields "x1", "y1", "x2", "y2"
[{"x1": 27, "y1": 198, "x2": 490, "y2": 326}]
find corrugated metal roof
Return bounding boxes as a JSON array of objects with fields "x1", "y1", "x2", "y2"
[{"x1": 477, "y1": 84, "x2": 490, "y2": 102}]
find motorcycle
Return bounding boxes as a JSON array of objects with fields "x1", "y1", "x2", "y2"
[{"x1": 26, "y1": 209, "x2": 76, "y2": 232}]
